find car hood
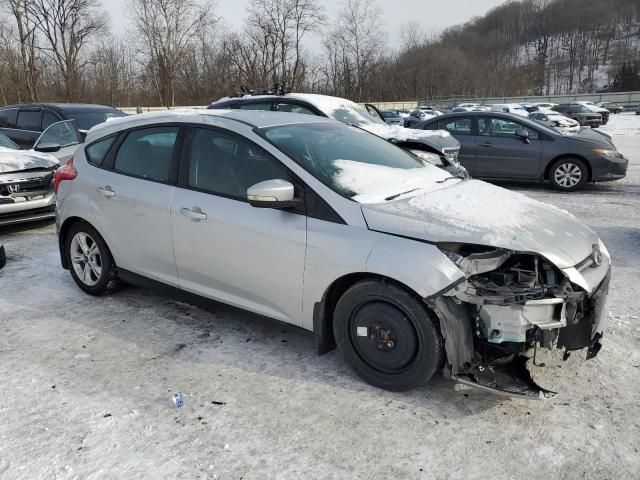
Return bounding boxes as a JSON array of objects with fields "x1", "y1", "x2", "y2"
[
  {"x1": 565, "y1": 128, "x2": 614, "y2": 148},
  {"x1": 360, "y1": 123, "x2": 461, "y2": 153},
  {"x1": 0, "y1": 149, "x2": 59, "y2": 174},
  {"x1": 360, "y1": 179, "x2": 597, "y2": 269}
]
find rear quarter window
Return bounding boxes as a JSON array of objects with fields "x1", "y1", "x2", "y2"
[
  {"x1": 16, "y1": 110, "x2": 42, "y2": 131},
  {"x1": 85, "y1": 135, "x2": 118, "y2": 166},
  {"x1": 0, "y1": 109, "x2": 18, "y2": 128}
]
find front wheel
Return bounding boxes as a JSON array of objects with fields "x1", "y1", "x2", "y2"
[
  {"x1": 333, "y1": 280, "x2": 443, "y2": 392},
  {"x1": 65, "y1": 222, "x2": 119, "y2": 295},
  {"x1": 549, "y1": 158, "x2": 588, "y2": 191}
]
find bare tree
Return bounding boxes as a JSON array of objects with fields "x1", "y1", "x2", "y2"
[
  {"x1": 3, "y1": 0, "x2": 40, "y2": 102},
  {"x1": 129, "y1": 0, "x2": 214, "y2": 107},
  {"x1": 399, "y1": 21, "x2": 424, "y2": 53},
  {"x1": 245, "y1": 0, "x2": 325, "y2": 88},
  {"x1": 27, "y1": 0, "x2": 107, "y2": 101},
  {"x1": 323, "y1": 0, "x2": 385, "y2": 100}
]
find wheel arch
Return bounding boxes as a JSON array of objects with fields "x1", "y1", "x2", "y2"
[
  {"x1": 313, "y1": 272, "x2": 432, "y2": 355},
  {"x1": 58, "y1": 216, "x2": 110, "y2": 269},
  {"x1": 544, "y1": 154, "x2": 592, "y2": 182}
]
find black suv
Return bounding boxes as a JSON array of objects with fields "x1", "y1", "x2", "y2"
[
  {"x1": 0, "y1": 103, "x2": 126, "y2": 149},
  {"x1": 552, "y1": 105, "x2": 602, "y2": 128}
]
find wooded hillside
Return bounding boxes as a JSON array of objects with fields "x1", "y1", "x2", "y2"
[{"x1": 0, "y1": 0, "x2": 638, "y2": 107}]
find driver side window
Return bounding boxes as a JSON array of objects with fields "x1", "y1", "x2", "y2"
[{"x1": 188, "y1": 128, "x2": 293, "y2": 201}]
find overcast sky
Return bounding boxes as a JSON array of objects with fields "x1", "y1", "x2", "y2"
[{"x1": 106, "y1": 0, "x2": 507, "y2": 49}]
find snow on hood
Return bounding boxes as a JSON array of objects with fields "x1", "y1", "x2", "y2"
[
  {"x1": 361, "y1": 123, "x2": 451, "y2": 140},
  {"x1": 0, "y1": 150, "x2": 59, "y2": 173},
  {"x1": 360, "y1": 179, "x2": 598, "y2": 269},
  {"x1": 333, "y1": 159, "x2": 453, "y2": 203}
]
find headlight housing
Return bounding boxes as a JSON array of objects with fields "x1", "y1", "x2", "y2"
[{"x1": 593, "y1": 148, "x2": 624, "y2": 160}]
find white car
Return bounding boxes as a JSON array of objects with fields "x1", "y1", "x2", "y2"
[
  {"x1": 455, "y1": 103, "x2": 489, "y2": 112},
  {"x1": 528, "y1": 110, "x2": 581, "y2": 133},
  {"x1": 533, "y1": 102, "x2": 557, "y2": 109},
  {"x1": 55, "y1": 109, "x2": 611, "y2": 398},
  {"x1": 490, "y1": 104, "x2": 530, "y2": 117}
]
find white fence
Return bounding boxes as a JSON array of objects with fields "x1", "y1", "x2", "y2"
[{"x1": 119, "y1": 91, "x2": 640, "y2": 113}]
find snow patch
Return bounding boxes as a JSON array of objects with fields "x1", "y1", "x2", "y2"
[{"x1": 332, "y1": 159, "x2": 451, "y2": 203}]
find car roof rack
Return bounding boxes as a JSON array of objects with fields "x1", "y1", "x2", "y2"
[{"x1": 229, "y1": 84, "x2": 292, "y2": 98}]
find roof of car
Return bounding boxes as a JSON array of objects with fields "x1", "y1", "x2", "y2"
[
  {"x1": 85, "y1": 108, "x2": 335, "y2": 143},
  {"x1": 0, "y1": 103, "x2": 121, "y2": 113}
]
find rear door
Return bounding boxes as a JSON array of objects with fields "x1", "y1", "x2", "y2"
[
  {"x1": 89, "y1": 125, "x2": 181, "y2": 286},
  {"x1": 0, "y1": 108, "x2": 19, "y2": 142},
  {"x1": 13, "y1": 108, "x2": 43, "y2": 149},
  {"x1": 429, "y1": 117, "x2": 477, "y2": 173},
  {"x1": 474, "y1": 116, "x2": 543, "y2": 179},
  {"x1": 170, "y1": 126, "x2": 307, "y2": 324}
]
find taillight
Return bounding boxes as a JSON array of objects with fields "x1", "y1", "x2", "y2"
[{"x1": 53, "y1": 157, "x2": 77, "y2": 193}]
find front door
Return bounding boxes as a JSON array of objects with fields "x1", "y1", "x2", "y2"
[
  {"x1": 436, "y1": 117, "x2": 477, "y2": 174},
  {"x1": 474, "y1": 117, "x2": 543, "y2": 179},
  {"x1": 171, "y1": 127, "x2": 307, "y2": 324},
  {"x1": 89, "y1": 125, "x2": 180, "y2": 286}
]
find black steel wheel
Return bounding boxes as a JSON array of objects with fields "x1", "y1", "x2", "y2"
[{"x1": 333, "y1": 279, "x2": 443, "y2": 391}]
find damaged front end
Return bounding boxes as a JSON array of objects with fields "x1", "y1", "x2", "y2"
[{"x1": 428, "y1": 243, "x2": 610, "y2": 399}]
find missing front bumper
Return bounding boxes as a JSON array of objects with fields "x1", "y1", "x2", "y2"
[{"x1": 432, "y1": 268, "x2": 610, "y2": 399}]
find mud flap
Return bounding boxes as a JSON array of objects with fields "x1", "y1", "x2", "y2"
[{"x1": 428, "y1": 296, "x2": 474, "y2": 376}]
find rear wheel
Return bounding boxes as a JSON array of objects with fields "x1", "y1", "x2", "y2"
[
  {"x1": 333, "y1": 280, "x2": 443, "y2": 392},
  {"x1": 549, "y1": 157, "x2": 588, "y2": 191},
  {"x1": 0, "y1": 244, "x2": 6, "y2": 269},
  {"x1": 65, "y1": 222, "x2": 118, "y2": 295}
]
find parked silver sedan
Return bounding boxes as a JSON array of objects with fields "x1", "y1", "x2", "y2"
[{"x1": 55, "y1": 110, "x2": 611, "y2": 398}]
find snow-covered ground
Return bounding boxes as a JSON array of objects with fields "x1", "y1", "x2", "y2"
[
  {"x1": 600, "y1": 111, "x2": 640, "y2": 136},
  {"x1": 1, "y1": 114, "x2": 640, "y2": 479}
]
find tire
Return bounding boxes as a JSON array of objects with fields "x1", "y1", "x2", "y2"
[
  {"x1": 0, "y1": 245, "x2": 6, "y2": 269},
  {"x1": 65, "y1": 222, "x2": 119, "y2": 295},
  {"x1": 333, "y1": 279, "x2": 443, "y2": 392},
  {"x1": 549, "y1": 157, "x2": 588, "y2": 191}
]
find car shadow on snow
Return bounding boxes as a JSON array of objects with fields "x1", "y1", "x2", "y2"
[{"x1": 54, "y1": 280, "x2": 509, "y2": 416}]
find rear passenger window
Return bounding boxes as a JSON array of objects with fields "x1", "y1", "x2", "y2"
[
  {"x1": 0, "y1": 109, "x2": 17, "y2": 128},
  {"x1": 114, "y1": 127, "x2": 178, "y2": 182},
  {"x1": 86, "y1": 136, "x2": 117, "y2": 166},
  {"x1": 16, "y1": 110, "x2": 42, "y2": 131},
  {"x1": 438, "y1": 118, "x2": 471, "y2": 135},
  {"x1": 275, "y1": 103, "x2": 315, "y2": 115},
  {"x1": 239, "y1": 103, "x2": 273, "y2": 111}
]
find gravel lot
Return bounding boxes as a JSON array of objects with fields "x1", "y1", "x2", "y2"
[{"x1": 1, "y1": 114, "x2": 639, "y2": 479}]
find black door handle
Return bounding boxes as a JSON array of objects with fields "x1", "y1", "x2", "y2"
[{"x1": 479, "y1": 142, "x2": 492, "y2": 147}]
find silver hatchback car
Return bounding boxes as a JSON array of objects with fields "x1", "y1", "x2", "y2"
[{"x1": 56, "y1": 110, "x2": 611, "y2": 397}]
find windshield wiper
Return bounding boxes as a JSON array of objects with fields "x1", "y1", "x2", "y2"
[{"x1": 385, "y1": 188, "x2": 420, "y2": 201}]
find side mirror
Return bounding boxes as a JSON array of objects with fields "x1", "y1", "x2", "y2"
[
  {"x1": 247, "y1": 179, "x2": 296, "y2": 209},
  {"x1": 34, "y1": 142, "x2": 62, "y2": 153},
  {"x1": 515, "y1": 128, "x2": 530, "y2": 143}
]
